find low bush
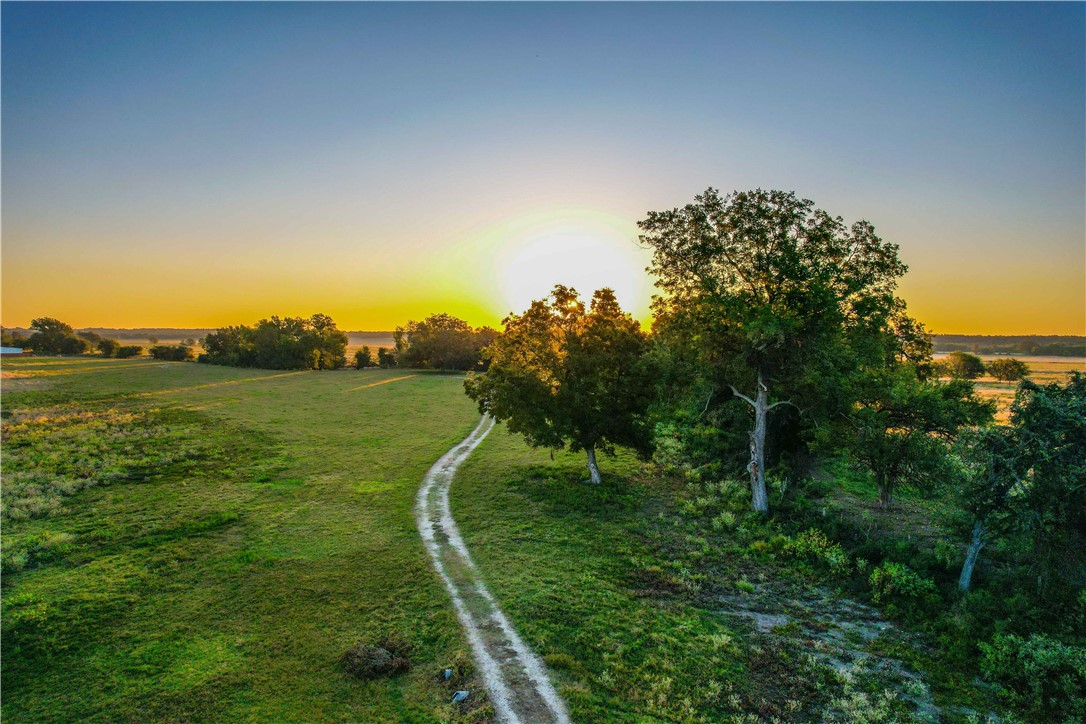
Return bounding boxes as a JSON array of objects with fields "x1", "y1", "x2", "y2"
[
  {"x1": 868, "y1": 562, "x2": 938, "y2": 612},
  {"x1": 114, "y1": 345, "x2": 143, "y2": 358},
  {"x1": 787, "y1": 528, "x2": 852, "y2": 576},
  {"x1": 149, "y1": 345, "x2": 194, "y2": 362},
  {"x1": 340, "y1": 632, "x2": 412, "y2": 679}
]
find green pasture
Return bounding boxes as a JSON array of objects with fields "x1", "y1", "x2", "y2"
[
  {"x1": 2, "y1": 358, "x2": 481, "y2": 721},
  {"x1": 2, "y1": 356, "x2": 994, "y2": 722}
]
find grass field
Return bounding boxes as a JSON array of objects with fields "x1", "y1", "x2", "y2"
[
  {"x1": 3, "y1": 356, "x2": 1003, "y2": 721},
  {"x1": 2, "y1": 358, "x2": 485, "y2": 721}
]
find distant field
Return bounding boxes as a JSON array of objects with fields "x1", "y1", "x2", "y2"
[
  {"x1": 933, "y1": 353, "x2": 1084, "y2": 420},
  {"x1": 1, "y1": 358, "x2": 484, "y2": 720}
]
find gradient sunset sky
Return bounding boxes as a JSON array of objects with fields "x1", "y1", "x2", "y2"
[{"x1": 3, "y1": 2, "x2": 1083, "y2": 334}]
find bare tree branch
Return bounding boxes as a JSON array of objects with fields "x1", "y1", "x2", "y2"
[
  {"x1": 729, "y1": 385, "x2": 755, "y2": 408},
  {"x1": 699, "y1": 389, "x2": 715, "y2": 418}
]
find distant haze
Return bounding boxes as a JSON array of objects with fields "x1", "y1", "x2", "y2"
[{"x1": 2, "y1": 3, "x2": 1083, "y2": 334}]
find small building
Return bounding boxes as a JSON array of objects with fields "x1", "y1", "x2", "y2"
[{"x1": 1, "y1": 347, "x2": 26, "y2": 356}]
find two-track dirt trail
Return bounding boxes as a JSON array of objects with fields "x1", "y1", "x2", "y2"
[{"x1": 416, "y1": 415, "x2": 570, "y2": 724}]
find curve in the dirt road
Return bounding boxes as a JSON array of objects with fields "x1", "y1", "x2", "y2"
[{"x1": 416, "y1": 415, "x2": 571, "y2": 724}]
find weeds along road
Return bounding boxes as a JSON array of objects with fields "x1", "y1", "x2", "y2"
[{"x1": 416, "y1": 415, "x2": 571, "y2": 724}]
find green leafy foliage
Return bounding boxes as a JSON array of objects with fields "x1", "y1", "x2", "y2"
[
  {"x1": 353, "y1": 346, "x2": 373, "y2": 369},
  {"x1": 941, "y1": 351, "x2": 986, "y2": 379},
  {"x1": 23, "y1": 318, "x2": 89, "y2": 355},
  {"x1": 464, "y1": 286, "x2": 654, "y2": 482},
  {"x1": 979, "y1": 633, "x2": 1086, "y2": 720},
  {"x1": 836, "y1": 366, "x2": 993, "y2": 508},
  {"x1": 787, "y1": 528, "x2": 853, "y2": 576},
  {"x1": 868, "y1": 563, "x2": 938, "y2": 611},
  {"x1": 394, "y1": 313, "x2": 496, "y2": 370},
  {"x1": 640, "y1": 188, "x2": 910, "y2": 512},
  {"x1": 376, "y1": 347, "x2": 396, "y2": 368},
  {"x1": 986, "y1": 357, "x2": 1030, "y2": 381},
  {"x1": 149, "y1": 344, "x2": 195, "y2": 361},
  {"x1": 199, "y1": 313, "x2": 347, "y2": 369}
]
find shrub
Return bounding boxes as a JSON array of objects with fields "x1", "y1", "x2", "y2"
[
  {"x1": 114, "y1": 345, "x2": 143, "y2": 358},
  {"x1": 868, "y1": 562, "x2": 938, "y2": 609},
  {"x1": 979, "y1": 633, "x2": 1086, "y2": 720},
  {"x1": 377, "y1": 348, "x2": 396, "y2": 368},
  {"x1": 787, "y1": 528, "x2": 853, "y2": 576},
  {"x1": 96, "y1": 338, "x2": 120, "y2": 357},
  {"x1": 353, "y1": 346, "x2": 373, "y2": 369},
  {"x1": 340, "y1": 632, "x2": 412, "y2": 679},
  {"x1": 149, "y1": 345, "x2": 194, "y2": 361}
]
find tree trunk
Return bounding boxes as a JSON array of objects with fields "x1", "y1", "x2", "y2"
[
  {"x1": 877, "y1": 474, "x2": 893, "y2": 510},
  {"x1": 585, "y1": 445, "x2": 602, "y2": 485},
  {"x1": 958, "y1": 519, "x2": 986, "y2": 593},
  {"x1": 748, "y1": 370, "x2": 769, "y2": 513}
]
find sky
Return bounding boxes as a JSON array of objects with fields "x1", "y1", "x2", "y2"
[{"x1": 2, "y1": 2, "x2": 1084, "y2": 334}]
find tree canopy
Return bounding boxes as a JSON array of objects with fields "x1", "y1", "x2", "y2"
[
  {"x1": 465, "y1": 286, "x2": 654, "y2": 484},
  {"x1": 942, "y1": 351, "x2": 986, "y2": 379},
  {"x1": 957, "y1": 373, "x2": 1086, "y2": 600},
  {"x1": 24, "y1": 318, "x2": 90, "y2": 355},
  {"x1": 394, "y1": 313, "x2": 497, "y2": 371},
  {"x1": 639, "y1": 188, "x2": 908, "y2": 511},
  {"x1": 987, "y1": 357, "x2": 1030, "y2": 382},
  {"x1": 838, "y1": 367, "x2": 993, "y2": 509},
  {"x1": 199, "y1": 314, "x2": 348, "y2": 370}
]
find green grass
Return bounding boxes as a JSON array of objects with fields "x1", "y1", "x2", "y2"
[
  {"x1": 3, "y1": 358, "x2": 483, "y2": 721},
  {"x1": 3, "y1": 356, "x2": 998, "y2": 721},
  {"x1": 450, "y1": 432, "x2": 840, "y2": 721}
]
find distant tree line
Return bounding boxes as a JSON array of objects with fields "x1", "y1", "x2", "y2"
[
  {"x1": 199, "y1": 314, "x2": 348, "y2": 370},
  {"x1": 934, "y1": 335, "x2": 1085, "y2": 357}
]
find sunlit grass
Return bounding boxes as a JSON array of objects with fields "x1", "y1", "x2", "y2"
[{"x1": 2, "y1": 358, "x2": 484, "y2": 721}]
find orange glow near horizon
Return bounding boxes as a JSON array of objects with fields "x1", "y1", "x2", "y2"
[
  {"x1": 3, "y1": 3, "x2": 1083, "y2": 337},
  {"x1": 1, "y1": 206, "x2": 1083, "y2": 335}
]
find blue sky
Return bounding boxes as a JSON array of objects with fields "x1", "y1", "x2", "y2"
[{"x1": 3, "y1": 2, "x2": 1083, "y2": 333}]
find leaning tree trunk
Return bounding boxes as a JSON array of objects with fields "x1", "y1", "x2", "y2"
[
  {"x1": 585, "y1": 445, "x2": 603, "y2": 485},
  {"x1": 958, "y1": 519, "x2": 986, "y2": 592}
]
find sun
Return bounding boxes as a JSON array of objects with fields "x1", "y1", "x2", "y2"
[{"x1": 491, "y1": 212, "x2": 652, "y2": 320}]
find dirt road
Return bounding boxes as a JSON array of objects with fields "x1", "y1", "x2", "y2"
[{"x1": 415, "y1": 416, "x2": 570, "y2": 724}]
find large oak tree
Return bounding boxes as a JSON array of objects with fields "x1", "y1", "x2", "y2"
[{"x1": 639, "y1": 188, "x2": 907, "y2": 512}]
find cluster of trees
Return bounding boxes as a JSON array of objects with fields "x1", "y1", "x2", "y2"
[
  {"x1": 5, "y1": 318, "x2": 145, "y2": 358},
  {"x1": 934, "y1": 351, "x2": 1031, "y2": 382},
  {"x1": 199, "y1": 314, "x2": 348, "y2": 370},
  {"x1": 463, "y1": 190, "x2": 1084, "y2": 706},
  {"x1": 393, "y1": 314, "x2": 497, "y2": 371}
]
